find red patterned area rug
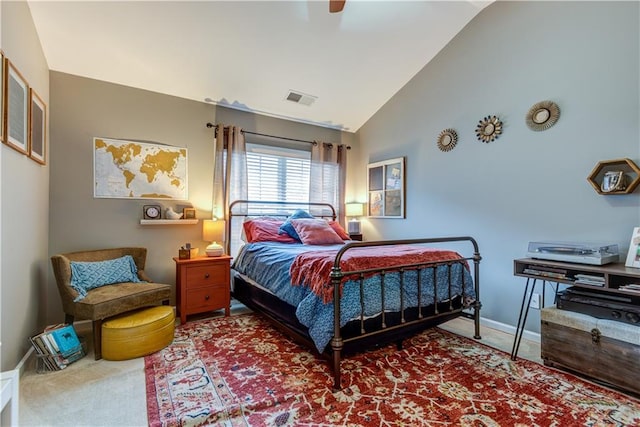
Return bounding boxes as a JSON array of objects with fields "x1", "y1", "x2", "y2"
[{"x1": 145, "y1": 314, "x2": 640, "y2": 426}]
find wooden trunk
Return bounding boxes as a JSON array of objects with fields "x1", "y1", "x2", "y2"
[{"x1": 541, "y1": 307, "x2": 640, "y2": 396}]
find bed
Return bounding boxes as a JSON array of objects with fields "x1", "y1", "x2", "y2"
[{"x1": 228, "y1": 200, "x2": 481, "y2": 390}]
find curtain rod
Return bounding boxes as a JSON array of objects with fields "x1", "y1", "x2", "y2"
[{"x1": 206, "y1": 122, "x2": 350, "y2": 149}]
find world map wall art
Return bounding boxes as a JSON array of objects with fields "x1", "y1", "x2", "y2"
[{"x1": 93, "y1": 137, "x2": 188, "y2": 200}]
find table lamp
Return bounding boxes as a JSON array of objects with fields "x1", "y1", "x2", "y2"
[
  {"x1": 345, "y1": 202, "x2": 364, "y2": 234},
  {"x1": 203, "y1": 219, "x2": 225, "y2": 257}
]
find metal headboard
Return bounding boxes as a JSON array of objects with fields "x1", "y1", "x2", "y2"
[{"x1": 226, "y1": 200, "x2": 337, "y2": 254}]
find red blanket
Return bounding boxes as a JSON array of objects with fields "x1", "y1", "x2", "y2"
[{"x1": 289, "y1": 245, "x2": 464, "y2": 304}]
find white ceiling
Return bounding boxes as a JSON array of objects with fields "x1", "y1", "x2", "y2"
[{"x1": 27, "y1": 0, "x2": 492, "y2": 132}]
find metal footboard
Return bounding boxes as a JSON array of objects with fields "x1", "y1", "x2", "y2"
[{"x1": 328, "y1": 237, "x2": 481, "y2": 390}]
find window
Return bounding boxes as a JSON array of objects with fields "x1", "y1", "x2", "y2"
[{"x1": 246, "y1": 143, "x2": 311, "y2": 203}]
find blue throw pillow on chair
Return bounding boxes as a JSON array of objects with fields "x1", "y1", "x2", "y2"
[
  {"x1": 278, "y1": 209, "x2": 314, "y2": 241},
  {"x1": 70, "y1": 255, "x2": 141, "y2": 301}
]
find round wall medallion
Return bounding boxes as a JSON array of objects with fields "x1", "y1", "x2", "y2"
[
  {"x1": 526, "y1": 100, "x2": 560, "y2": 131},
  {"x1": 475, "y1": 115, "x2": 503, "y2": 143},
  {"x1": 437, "y1": 128, "x2": 458, "y2": 152}
]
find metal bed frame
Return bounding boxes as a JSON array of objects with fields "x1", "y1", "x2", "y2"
[{"x1": 228, "y1": 200, "x2": 482, "y2": 390}]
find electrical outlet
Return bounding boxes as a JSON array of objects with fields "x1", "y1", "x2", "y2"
[{"x1": 530, "y1": 293, "x2": 541, "y2": 310}]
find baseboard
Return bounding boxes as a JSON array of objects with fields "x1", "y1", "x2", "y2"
[{"x1": 479, "y1": 316, "x2": 541, "y2": 343}]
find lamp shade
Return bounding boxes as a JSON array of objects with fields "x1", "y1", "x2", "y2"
[
  {"x1": 345, "y1": 202, "x2": 364, "y2": 217},
  {"x1": 203, "y1": 219, "x2": 225, "y2": 257},
  {"x1": 203, "y1": 219, "x2": 225, "y2": 243}
]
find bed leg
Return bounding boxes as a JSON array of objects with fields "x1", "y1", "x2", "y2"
[
  {"x1": 331, "y1": 337, "x2": 343, "y2": 391},
  {"x1": 396, "y1": 340, "x2": 403, "y2": 350},
  {"x1": 473, "y1": 300, "x2": 482, "y2": 339}
]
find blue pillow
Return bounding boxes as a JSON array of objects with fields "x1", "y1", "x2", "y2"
[
  {"x1": 70, "y1": 255, "x2": 141, "y2": 301},
  {"x1": 278, "y1": 209, "x2": 314, "y2": 241}
]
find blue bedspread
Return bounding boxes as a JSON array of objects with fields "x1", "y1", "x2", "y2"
[{"x1": 232, "y1": 242, "x2": 475, "y2": 353}]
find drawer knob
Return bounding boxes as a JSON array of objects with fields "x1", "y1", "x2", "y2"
[
  {"x1": 205, "y1": 295, "x2": 210, "y2": 300},
  {"x1": 204, "y1": 273, "x2": 210, "y2": 279},
  {"x1": 626, "y1": 312, "x2": 639, "y2": 323}
]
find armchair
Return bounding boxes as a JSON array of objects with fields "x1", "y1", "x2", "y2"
[{"x1": 51, "y1": 247, "x2": 171, "y2": 360}]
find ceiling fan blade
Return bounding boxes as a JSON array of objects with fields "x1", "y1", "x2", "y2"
[{"x1": 329, "y1": 0, "x2": 346, "y2": 13}]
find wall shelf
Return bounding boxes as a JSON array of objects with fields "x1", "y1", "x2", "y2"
[
  {"x1": 140, "y1": 219, "x2": 199, "y2": 225},
  {"x1": 587, "y1": 158, "x2": 640, "y2": 195}
]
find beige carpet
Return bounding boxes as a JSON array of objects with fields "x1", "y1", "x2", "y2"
[{"x1": 19, "y1": 303, "x2": 540, "y2": 426}]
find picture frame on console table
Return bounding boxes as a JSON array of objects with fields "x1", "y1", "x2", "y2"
[{"x1": 625, "y1": 227, "x2": 640, "y2": 268}]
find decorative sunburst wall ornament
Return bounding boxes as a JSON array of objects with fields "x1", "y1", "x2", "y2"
[
  {"x1": 526, "y1": 100, "x2": 560, "y2": 131},
  {"x1": 475, "y1": 115, "x2": 503, "y2": 143},
  {"x1": 437, "y1": 128, "x2": 458, "y2": 152}
]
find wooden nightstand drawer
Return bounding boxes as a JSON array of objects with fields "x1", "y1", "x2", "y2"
[
  {"x1": 174, "y1": 255, "x2": 232, "y2": 324},
  {"x1": 186, "y1": 286, "x2": 227, "y2": 311},
  {"x1": 185, "y1": 263, "x2": 227, "y2": 287}
]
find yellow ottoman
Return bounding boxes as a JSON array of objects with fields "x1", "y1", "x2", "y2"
[{"x1": 102, "y1": 306, "x2": 175, "y2": 361}]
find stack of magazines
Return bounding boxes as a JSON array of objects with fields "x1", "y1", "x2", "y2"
[
  {"x1": 523, "y1": 265, "x2": 569, "y2": 280},
  {"x1": 29, "y1": 324, "x2": 85, "y2": 372},
  {"x1": 574, "y1": 274, "x2": 605, "y2": 287},
  {"x1": 619, "y1": 284, "x2": 640, "y2": 294}
]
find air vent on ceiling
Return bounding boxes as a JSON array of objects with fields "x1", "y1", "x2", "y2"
[{"x1": 285, "y1": 90, "x2": 317, "y2": 106}]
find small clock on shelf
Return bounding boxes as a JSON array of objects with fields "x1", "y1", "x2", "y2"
[{"x1": 143, "y1": 205, "x2": 162, "y2": 220}]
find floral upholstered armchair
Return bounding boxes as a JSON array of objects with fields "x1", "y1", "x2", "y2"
[{"x1": 50, "y1": 247, "x2": 171, "y2": 359}]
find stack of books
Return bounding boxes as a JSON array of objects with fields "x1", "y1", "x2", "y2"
[
  {"x1": 29, "y1": 324, "x2": 85, "y2": 372},
  {"x1": 574, "y1": 274, "x2": 606, "y2": 287}
]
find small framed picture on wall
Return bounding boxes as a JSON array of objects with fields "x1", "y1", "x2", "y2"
[
  {"x1": 367, "y1": 157, "x2": 405, "y2": 218},
  {"x1": 29, "y1": 88, "x2": 47, "y2": 165},
  {"x1": 1, "y1": 50, "x2": 5, "y2": 143},
  {"x1": 5, "y1": 60, "x2": 29, "y2": 154}
]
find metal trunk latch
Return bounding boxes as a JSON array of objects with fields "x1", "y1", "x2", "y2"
[{"x1": 591, "y1": 328, "x2": 601, "y2": 344}]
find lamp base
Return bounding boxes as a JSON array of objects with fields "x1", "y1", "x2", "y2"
[
  {"x1": 205, "y1": 242, "x2": 224, "y2": 257},
  {"x1": 347, "y1": 220, "x2": 361, "y2": 234}
]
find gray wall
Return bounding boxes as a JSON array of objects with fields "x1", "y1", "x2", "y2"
[
  {"x1": 1, "y1": 1, "x2": 50, "y2": 372},
  {"x1": 356, "y1": 1, "x2": 640, "y2": 333},
  {"x1": 47, "y1": 72, "x2": 357, "y2": 324}
]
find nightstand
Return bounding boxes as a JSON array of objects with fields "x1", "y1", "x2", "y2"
[
  {"x1": 349, "y1": 233, "x2": 363, "y2": 241},
  {"x1": 173, "y1": 255, "x2": 232, "y2": 324}
]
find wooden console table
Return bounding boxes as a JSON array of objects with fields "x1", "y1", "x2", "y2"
[{"x1": 511, "y1": 258, "x2": 640, "y2": 360}]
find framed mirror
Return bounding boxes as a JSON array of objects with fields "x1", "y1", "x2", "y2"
[
  {"x1": 437, "y1": 128, "x2": 458, "y2": 152},
  {"x1": 526, "y1": 100, "x2": 560, "y2": 131},
  {"x1": 475, "y1": 115, "x2": 503, "y2": 143}
]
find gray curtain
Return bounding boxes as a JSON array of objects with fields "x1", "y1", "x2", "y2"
[
  {"x1": 212, "y1": 124, "x2": 247, "y2": 255},
  {"x1": 309, "y1": 142, "x2": 347, "y2": 225}
]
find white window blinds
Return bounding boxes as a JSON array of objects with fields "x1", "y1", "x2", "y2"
[{"x1": 246, "y1": 143, "x2": 311, "y2": 202}]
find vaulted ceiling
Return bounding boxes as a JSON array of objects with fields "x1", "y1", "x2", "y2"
[{"x1": 27, "y1": 1, "x2": 492, "y2": 132}]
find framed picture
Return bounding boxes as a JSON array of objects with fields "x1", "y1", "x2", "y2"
[
  {"x1": 367, "y1": 157, "x2": 405, "y2": 218},
  {"x1": 625, "y1": 227, "x2": 640, "y2": 268},
  {"x1": 1, "y1": 51, "x2": 4, "y2": 144},
  {"x1": 94, "y1": 137, "x2": 188, "y2": 200},
  {"x1": 29, "y1": 88, "x2": 46, "y2": 165},
  {"x1": 183, "y1": 207, "x2": 196, "y2": 219},
  {"x1": 5, "y1": 60, "x2": 29, "y2": 154}
]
